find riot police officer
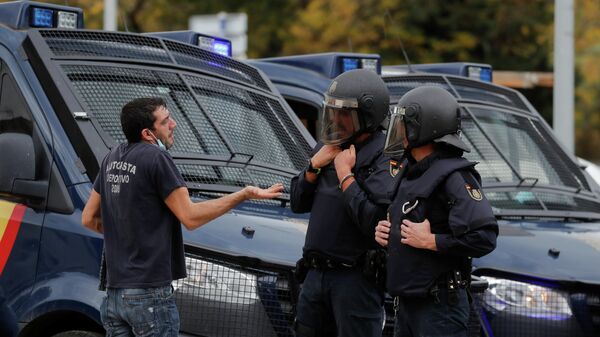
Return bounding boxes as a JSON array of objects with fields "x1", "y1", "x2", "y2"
[
  {"x1": 375, "y1": 86, "x2": 498, "y2": 337},
  {"x1": 290, "y1": 69, "x2": 391, "y2": 337}
]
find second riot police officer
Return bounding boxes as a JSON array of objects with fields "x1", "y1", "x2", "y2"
[
  {"x1": 291, "y1": 69, "x2": 391, "y2": 337},
  {"x1": 375, "y1": 86, "x2": 499, "y2": 337}
]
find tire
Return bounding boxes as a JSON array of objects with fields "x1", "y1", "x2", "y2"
[{"x1": 51, "y1": 331, "x2": 104, "y2": 337}]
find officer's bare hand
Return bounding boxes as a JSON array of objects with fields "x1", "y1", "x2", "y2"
[
  {"x1": 311, "y1": 145, "x2": 342, "y2": 169},
  {"x1": 400, "y1": 218, "x2": 437, "y2": 251},
  {"x1": 375, "y1": 220, "x2": 391, "y2": 247},
  {"x1": 334, "y1": 145, "x2": 356, "y2": 178},
  {"x1": 244, "y1": 183, "x2": 284, "y2": 200}
]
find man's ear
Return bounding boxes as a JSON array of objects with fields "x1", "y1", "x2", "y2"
[{"x1": 141, "y1": 128, "x2": 153, "y2": 142}]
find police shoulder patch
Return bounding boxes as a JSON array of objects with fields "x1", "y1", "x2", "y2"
[
  {"x1": 465, "y1": 184, "x2": 483, "y2": 201},
  {"x1": 389, "y1": 159, "x2": 402, "y2": 177}
]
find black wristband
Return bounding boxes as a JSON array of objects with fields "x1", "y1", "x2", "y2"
[{"x1": 307, "y1": 160, "x2": 321, "y2": 175}]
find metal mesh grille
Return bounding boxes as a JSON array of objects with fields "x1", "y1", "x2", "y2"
[
  {"x1": 62, "y1": 63, "x2": 310, "y2": 193},
  {"x1": 383, "y1": 75, "x2": 529, "y2": 112},
  {"x1": 463, "y1": 108, "x2": 587, "y2": 191},
  {"x1": 485, "y1": 191, "x2": 600, "y2": 213},
  {"x1": 39, "y1": 29, "x2": 270, "y2": 90},
  {"x1": 479, "y1": 277, "x2": 599, "y2": 337},
  {"x1": 383, "y1": 76, "x2": 452, "y2": 102},
  {"x1": 63, "y1": 65, "x2": 218, "y2": 154},
  {"x1": 537, "y1": 192, "x2": 600, "y2": 213},
  {"x1": 164, "y1": 40, "x2": 270, "y2": 90},
  {"x1": 174, "y1": 252, "x2": 295, "y2": 337},
  {"x1": 461, "y1": 116, "x2": 519, "y2": 185},
  {"x1": 184, "y1": 74, "x2": 311, "y2": 171},
  {"x1": 448, "y1": 77, "x2": 530, "y2": 111},
  {"x1": 40, "y1": 30, "x2": 172, "y2": 62},
  {"x1": 485, "y1": 191, "x2": 544, "y2": 210},
  {"x1": 178, "y1": 164, "x2": 293, "y2": 194}
]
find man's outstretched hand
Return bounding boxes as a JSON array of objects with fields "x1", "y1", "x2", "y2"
[{"x1": 244, "y1": 183, "x2": 285, "y2": 200}]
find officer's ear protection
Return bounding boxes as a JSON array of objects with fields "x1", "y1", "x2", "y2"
[
  {"x1": 404, "y1": 104, "x2": 421, "y2": 143},
  {"x1": 358, "y1": 94, "x2": 374, "y2": 130}
]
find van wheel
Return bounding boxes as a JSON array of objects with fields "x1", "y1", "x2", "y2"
[{"x1": 52, "y1": 331, "x2": 104, "y2": 337}]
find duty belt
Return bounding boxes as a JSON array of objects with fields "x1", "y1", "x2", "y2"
[
  {"x1": 304, "y1": 253, "x2": 356, "y2": 271},
  {"x1": 430, "y1": 269, "x2": 468, "y2": 305}
]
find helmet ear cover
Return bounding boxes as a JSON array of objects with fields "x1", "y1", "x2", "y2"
[
  {"x1": 404, "y1": 104, "x2": 421, "y2": 144},
  {"x1": 358, "y1": 94, "x2": 375, "y2": 131}
]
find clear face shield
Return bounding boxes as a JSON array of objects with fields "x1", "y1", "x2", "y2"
[
  {"x1": 320, "y1": 94, "x2": 362, "y2": 145},
  {"x1": 383, "y1": 106, "x2": 407, "y2": 157}
]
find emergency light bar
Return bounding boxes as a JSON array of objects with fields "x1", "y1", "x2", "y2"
[
  {"x1": 382, "y1": 62, "x2": 493, "y2": 82},
  {"x1": 143, "y1": 31, "x2": 233, "y2": 57},
  {"x1": 0, "y1": 1, "x2": 84, "y2": 29},
  {"x1": 466, "y1": 65, "x2": 492, "y2": 82},
  {"x1": 257, "y1": 53, "x2": 382, "y2": 79},
  {"x1": 197, "y1": 35, "x2": 232, "y2": 57}
]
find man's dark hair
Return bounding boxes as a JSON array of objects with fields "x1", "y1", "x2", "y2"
[{"x1": 120, "y1": 97, "x2": 166, "y2": 143}]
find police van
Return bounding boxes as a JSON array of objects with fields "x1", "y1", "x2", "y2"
[
  {"x1": 0, "y1": 1, "x2": 314, "y2": 336},
  {"x1": 252, "y1": 54, "x2": 600, "y2": 336}
]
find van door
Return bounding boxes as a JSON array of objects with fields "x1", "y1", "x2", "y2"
[{"x1": 0, "y1": 55, "x2": 51, "y2": 316}]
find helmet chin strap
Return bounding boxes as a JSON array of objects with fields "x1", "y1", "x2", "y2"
[{"x1": 340, "y1": 133, "x2": 359, "y2": 149}]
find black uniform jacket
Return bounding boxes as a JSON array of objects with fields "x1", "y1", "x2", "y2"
[
  {"x1": 387, "y1": 152, "x2": 499, "y2": 297},
  {"x1": 290, "y1": 131, "x2": 393, "y2": 264}
]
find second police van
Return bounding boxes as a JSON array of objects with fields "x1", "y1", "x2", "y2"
[{"x1": 250, "y1": 54, "x2": 600, "y2": 337}]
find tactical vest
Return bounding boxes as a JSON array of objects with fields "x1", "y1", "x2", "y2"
[
  {"x1": 386, "y1": 157, "x2": 477, "y2": 297},
  {"x1": 304, "y1": 132, "x2": 390, "y2": 263}
]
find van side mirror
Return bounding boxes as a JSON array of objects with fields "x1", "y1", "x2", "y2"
[{"x1": 0, "y1": 132, "x2": 47, "y2": 199}]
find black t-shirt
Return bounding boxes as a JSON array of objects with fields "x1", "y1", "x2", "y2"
[{"x1": 93, "y1": 142, "x2": 187, "y2": 288}]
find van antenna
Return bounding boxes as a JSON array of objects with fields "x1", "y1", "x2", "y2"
[
  {"x1": 347, "y1": 37, "x2": 353, "y2": 52},
  {"x1": 121, "y1": 13, "x2": 129, "y2": 32},
  {"x1": 384, "y1": 9, "x2": 413, "y2": 73}
]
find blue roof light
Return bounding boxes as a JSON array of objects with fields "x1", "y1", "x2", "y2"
[
  {"x1": 30, "y1": 7, "x2": 53, "y2": 28},
  {"x1": 212, "y1": 40, "x2": 231, "y2": 57},
  {"x1": 339, "y1": 57, "x2": 380, "y2": 75},
  {"x1": 0, "y1": 1, "x2": 84, "y2": 29},
  {"x1": 342, "y1": 58, "x2": 359, "y2": 72},
  {"x1": 197, "y1": 35, "x2": 232, "y2": 57},
  {"x1": 479, "y1": 67, "x2": 493, "y2": 82},
  {"x1": 467, "y1": 65, "x2": 493, "y2": 82}
]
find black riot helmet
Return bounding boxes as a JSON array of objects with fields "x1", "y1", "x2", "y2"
[
  {"x1": 384, "y1": 86, "x2": 470, "y2": 157},
  {"x1": 320, "y1": 69, "x2": 390, "y2": 145}
]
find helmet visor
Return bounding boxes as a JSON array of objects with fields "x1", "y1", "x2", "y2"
[
  {"x1": 383, "y1": 106, "x2": 407, "y2": 157},
  {"x1": 320, "y1": 94, "x2": 361, "y2": 145}
]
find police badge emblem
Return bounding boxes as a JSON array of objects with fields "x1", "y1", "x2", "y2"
[
  {"x1": 389, "y1": 159, "x2": 401, "y2": 177},
  {"x1": 465, "y1": 184, "x2": 483, "y2": 201}
]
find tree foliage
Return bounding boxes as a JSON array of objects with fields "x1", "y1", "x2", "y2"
[{"x1": 575, "y1": 0, "x2": 600, "y2": 159}]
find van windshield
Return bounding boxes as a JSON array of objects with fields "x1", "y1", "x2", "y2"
[
  {"x1": 384, "y1": 75, "x2": 600, "y2": 218},
  {"x1": 25, "y1": 29, "x2": 313, "y2": 195}
]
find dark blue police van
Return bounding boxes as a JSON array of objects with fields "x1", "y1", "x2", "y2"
[
  {"x1": 0, "y1": 1, "x2": 314, "y2": 336},
  {"x1": 251, "y1": 54, "x2": 600, "y2": 337}
]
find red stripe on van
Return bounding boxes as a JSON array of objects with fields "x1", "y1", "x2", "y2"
[{"x1": 0, "y1": 204, "x2": 26, "y2": 274}]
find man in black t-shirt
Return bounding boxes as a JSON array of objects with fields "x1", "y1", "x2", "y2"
[{"x1": 82, "y1": 97, "x2": 283, "y2": 336}]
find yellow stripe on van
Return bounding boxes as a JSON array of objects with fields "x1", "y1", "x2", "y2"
[{"x1": 0, "y1": 200, "x2": 16, "y2": 240}]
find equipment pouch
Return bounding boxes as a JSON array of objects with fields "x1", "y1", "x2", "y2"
[{"x1": 294, "y1": 257, "x2": 309, "y2": 284}]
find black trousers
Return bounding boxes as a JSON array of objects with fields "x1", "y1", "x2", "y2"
[
  {"x1": 394, "y1": 287, "x2": 469, "y2": 337},
  {"x1": 295, "y1": 268, "x2": 385, "y2": 337}
]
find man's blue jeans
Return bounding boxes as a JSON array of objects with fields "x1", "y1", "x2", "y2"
[
  {"x1": 100, "y1": 286, "x2": 179, "y2": 337},
  {"x1": 393, "y1": 287, "x2": 469, "y2": 337}
]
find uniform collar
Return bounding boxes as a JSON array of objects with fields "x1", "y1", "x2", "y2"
[
  {"x1": 354, "y1": 130, "x2": 385, "y2": 169},
  {"x1": 406, "y1": 146, "x2": 463, "y2": 179}
]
